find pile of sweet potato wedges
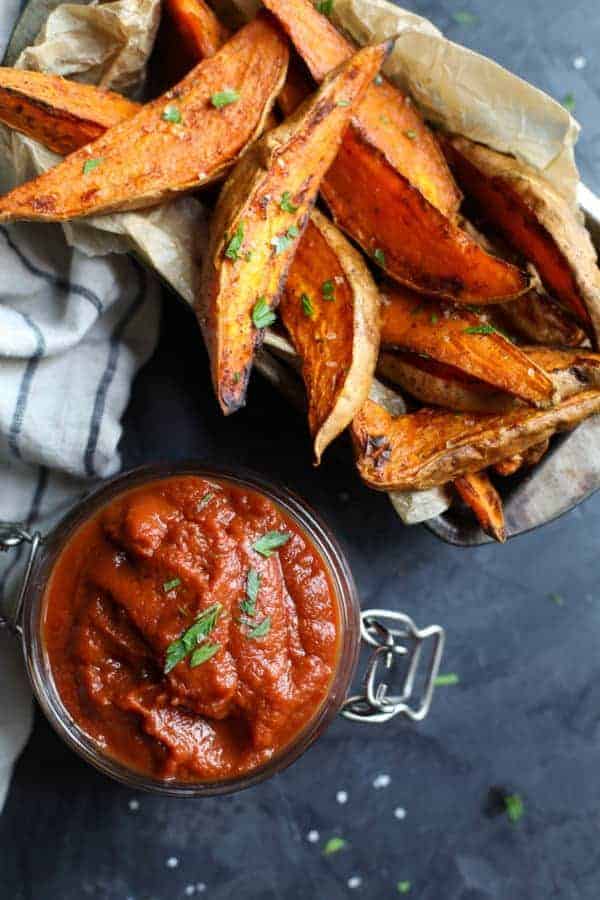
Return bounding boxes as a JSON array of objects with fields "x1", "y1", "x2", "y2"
[{"x1": 2, "y1": 0, "x2": 600, "y2": 542}]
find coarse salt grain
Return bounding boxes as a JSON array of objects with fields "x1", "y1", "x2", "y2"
[
  {"x1": 128, "y1": 799, "x2": 139, "y2": 811},
  {"x1": 336, "y1": 790, "x2": 348, "y2": 804},
  {"x1": 573, "y1": 55, "x2": 587, "y2": 69},
  {"x1": 307, "y1": 830, "x2": 320, "y2": 843},
  {"x1": 348, "y1": 876, "x2": 363, "y2": 889},
  {"x1": 394, "y1": 806, "x2": 407, "y2": 820},
  {"x1": 372, "y1": 773, "x2": 391, "y2": 789},
  {"x1": 196, "y1": 884, "x2": 206, "y2": 893},
  {"x1": 185, "y1": 887, "x2": 196, "y2": 897},
  {"x1": 166, "y1": 857, "x2": 179, "y2": 869}
]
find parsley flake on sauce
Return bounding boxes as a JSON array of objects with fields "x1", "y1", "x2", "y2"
[
  {"x1": 323, "y1": 837, "x2": 347, "y2": 856},
  {"x1": 162, "y1": 105, "x2": 182, "y2": 124},
  {"x1": 252, "y1": 296, "x2": 277, "y2": 329},
  {"x1": 197, "y1": 492, "x2": 215, "y2": 512},
  {"x1": 164, "y1": 602, "x2": 222, "y2": 673},
  {"x1": 211, "y1": 89, "x2": 240, "y2": 108},
  {"x1": 82, "y1": 158, "x2": 103, "y2": 175},
  {"x1": 247, "y1": 616, "x2": 271, "y2": 639},
  {"x1": 279, "y1": 191, "x2": 298, "y2": 213},
  {"x1": 240, "y1": 568, "x2": 261, "y2": 617},
  {"x1": 190, "y1": 642, "x2": 221, "y2": 667},
  {"x1": 163, "y1": 577, "x2": 181, "y2": 593},
  {"x1": 253, "y1": 530, "x2": 291, "y2": 557},
  {"x1": 225, "y1": 222, "x2": 244, "y2": 260}
]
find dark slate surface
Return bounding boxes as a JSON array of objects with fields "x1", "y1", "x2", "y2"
[{"x1": 2, "y1": 2, "x2": 600, "y2": 899}]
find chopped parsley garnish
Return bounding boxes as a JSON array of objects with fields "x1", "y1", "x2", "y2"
[
  {"x1": 374, "y1": 74, "x2": 384, "y2": 86},
  {"x1": 248, "y1": 616, "x2": 271, "y2": 639},
  {"x1": 211, "y1": 89, "x2": 240, "y2": 108},
  {"x1": 240, "y1": 568, "x2": 261, "y2": 616},
  {"x1": 253, "y1": 530, "x2": 291, "y2": 557},
  {"x1": 190, "y1": 642, "x2": 221, "y2": 667},
  {"x1": 279, "y1": 191, "x2": 298, "y2": 213},
  {"x1": 316, "y1": 0, "x2": 334, "y2": 15},
  {"x1": 163, "y1": 577, "x2": 182, "y2": 593},
  {"x1": 562, "y1": 92, "x2": 576, "y2": 112},
  {"x1": 82, "y1": 158, "x2": 103, "y2": 175},
  {"x1": 405, "y1": 129, "x2": 417, "y2": 140},
  {"x1": 301, "y1": 293, "x2": 315, "y2": 317},
  {"x1": 271, "y1": 225, "x2": 300, "y2": 255},
  {"x1": 164, "y1": 602, "x2": 222, "y2": 673},
  {"x1": 252, "y1": 296, "x2": 277, "y2": 329},
  {"x1": 374, "y1": 248, "x2": 386, "y2": 267},
  {"x1": 162, "y1": 104, "x2": 182, "y2": 124},
  {"x1": 397, "y1": 882, "x2": 412, "y2": 894},
  {"x1": 197, "y1": 492, "x2": 215, "y2": 511},
  {"x1": 379, "y1": 114, "x2": 391, "y2": 125},
  {"x1": 323, "y1": 837, "x2": 347, "y2": 856},
  {"x1": 505, "y1": 793, "x2": 524, "y2": 823},
  {"x1": 336, "y1": 99, "x2": 350, "y2": 107},
  {"x1": 322, "y1": 280, "x2": 335, "y2": 301},
  {"x1": 463, "y1": 324, "x2": 496, "y2": 335},
  {"x1": 549, "y1": 592, "x2": 564, "y2": 606},
  {"x1": 430, "y1": 313, "x2": 439, "y2": 325},
  {"x1": 233, "y1": 372, "x2": 241, "y2": 384},
  {"x1": 225, "y1": 222, "x2": 244, "y2": 260},
  {"x1": 452, "y1": 10, "x2": 478, "y2": 25},
  {"x1": 434, "y1": 672, "x2": 460, "y2": 686}
]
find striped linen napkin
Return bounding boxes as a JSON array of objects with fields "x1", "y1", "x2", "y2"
[{"x1": 0, "y1": 1, "x2": 162, "y2": 810}]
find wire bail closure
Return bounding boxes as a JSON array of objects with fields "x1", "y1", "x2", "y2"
[
  {"x1": 0, "y1": 522, "x2": 41, "y2": 636},
  {"x1": 341, "y1": 609, "x2": 445, "y2": 723}
]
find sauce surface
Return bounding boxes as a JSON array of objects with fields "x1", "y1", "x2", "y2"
[{"x1": 43, "y1": 476, "x2": 340, "y2": 782}]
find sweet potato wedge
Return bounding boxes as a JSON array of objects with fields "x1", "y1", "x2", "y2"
[
  {"x1": 0, "y1": 68, "x2": 138, "y2": 156},
  {"x1": 279, "y1": 209, "x2": 380, "y2": 462},
  {"x1": 0, "y1": 15, "x2": 289, "y2": 222},
  {"x1": 198, "y1": 41, "x2": 388, "y2": 414},
  {"x1": 444, "y1": 136, "x2": 600, "y2": 340},
  {"x1": 494, "y1": 439, "x2": 549, "y2": 476},
  {"x1": 490, "y1": 287, "x2": 587, "y2": 347},
  {"x1": 377, "y1": 351, "x2": 516, "y2": 414},
  {"x1": 165, "y1": 0, "x2": 229, "y2": 61},
  {"x1": 379, "y1": 284, "x2": 553, "y2": 406},
  {"x1": 351, "y1": 391, "x2": 600, "y2": 491},
  {"x1": 454, "y1": 471, "x2": 506, "y2": 542}
]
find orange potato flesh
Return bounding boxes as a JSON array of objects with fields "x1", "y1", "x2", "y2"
[
  {"x1": 262, "y1": 0, "x2": 460, "y2": 217},
  {"x1": 198, "y1": 41, "x2": 388, "y2": 414},
  {"x1": 454, "y1": 471, "x2": 506, "y2": 542},
  {"x1": 494, "y1": 439, "x2": 549, "y2": 476},
  {"x1": 379, "y1": 283, "x2": 553, "y2": 406},
  {"x1": 165, "y1": 0, "x2": 229, "y2": 61},
  {"x1": 322, "y1": 129, "x2": 530, "y2": 303},
  {"x1": 351, "y1": 392, "x2": 600, "y2": 491},
  {"x1": 0, "y1": 68, "x2": 138, "y2": 156},
  {"x1": 280, "y1": 210, "x2": 380, "y2": 462},
  {"x1": 0, "y1": 15, "x2": 289, "y2": 222},
  {"x1": 491, "y1": 288, "x2": 587, "y2": 347},
  {"x1": 444, "y1": 140, "x2": 592, "y2": 325}
]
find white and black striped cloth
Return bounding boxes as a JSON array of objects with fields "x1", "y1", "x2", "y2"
[{"x1": 0, "y1": 1, "x2": 161, "y2": 810}]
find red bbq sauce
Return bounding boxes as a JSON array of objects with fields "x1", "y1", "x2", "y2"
[{"x1": 43, "y1": 476, "x2": 341, "y2": 782}]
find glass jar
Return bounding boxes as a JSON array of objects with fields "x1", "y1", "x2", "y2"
[{"x1": 1, "y1": 462, "x2": 444, "y2": 796}]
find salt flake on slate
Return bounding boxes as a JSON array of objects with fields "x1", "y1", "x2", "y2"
[
  {"x1": 196, "y1": 883, "x2": 206, "y2": 892},
  {"x1": 307, "y1": 830, "x2": 320, "y2": 843},
  {"x1": 166, "y1": 857, "x2": 179, "y2": 869},
  {"x1": 348, "y1": 876, "x2": 363, "y2": 889},
  {"x1": 185, "y1": 887, "x2": 196, "y2": 897},
  {"x1": 336, "y1": 790, "x2": 348, "y2": 804},
  {"x1": 394, "y1": 806, "x2": 407, "y2": 820},
  {"x1": 573, "y1": 55, "x2": 587, "y2": 69},
  {"x1": 128, "y1": 799, "x2": 139, "y2": 811},
  {"x1": 373, "y1": 773, "x2": 391, "y2": 789}
]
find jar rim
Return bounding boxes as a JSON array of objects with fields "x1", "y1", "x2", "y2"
[{"x1": 22, "y1": 461, "x2": 361, "y2": 796}]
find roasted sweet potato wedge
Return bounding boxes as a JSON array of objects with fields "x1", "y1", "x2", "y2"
[
  {"x1": 525, "y1": 346, "x2": 600, "y2": 400},
  {"x1": 165, "y1": 0, "x2": 229, "y2": 61},
  {"x1": 0, "y1": 15, "x2": 289, "y2": 222},
  {"x1": 279, "y1": 209, "x2": 380, "y2": 462},
  {"x1": 379, "y1": 284, "x2": 553, "y2": 406},
  {"x1": 494, "y1": 439, "x2": 550, "y2": 476},
  {"x1": 377, "y1": 351, "x2": 516, "y2": 414},
  {"x1": 454, "y1": 471, "x2": 506, "y2": 542},
  {"x1": 262, "y1": 0, "x2": 531, "y2": 303},
  {"x1": 352, "y1": 391, "x2": 600, "y2": 491},
  {"x1": 490, "y1": 287, "x2": 587, "y2": 347},
  {"x1": 444, "y1": 136, "x2": 600, "y2": 340},
  {"x1": 199, "y1": 41, "x2": 388, "y2": 414},
  {"x1": 0, "y1": 68, "x2": 138, "y2": 156}
]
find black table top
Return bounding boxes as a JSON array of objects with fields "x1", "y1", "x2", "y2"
[{"x1": 2, "y1": 2, "x2": 600, "y2": 899}]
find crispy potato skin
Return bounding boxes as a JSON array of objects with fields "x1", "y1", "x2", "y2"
[
  {"x1": 280, "y1": 209, "x2": 380, "y2": 462},
  {"x1": 352, "y1": 392, "x2": 600, "y2": 491},
  {"x1": 491, "y1": 288, "x2": 587, "y2": 347},
  {"x1": 199, "y1": 42, "x2": 387, "y2": 414},
  {"x1": 494, "y1": 439, "x2": 549, "y2": 476},
  {"x1": 0, "y1": 16, "x2": 289, "y2": 222},
  {"x1": 262, "y1": 0, "x2": 460, "y2": 217},
  {"x1": 445, "y1": 137, "x2": 600, "y2": 341},
  {"x1": 454, "y1": 471, "x2": 506, "y2": 542},
  {"x1": 322, "y1": 129, "x2": 530, "y2": 303},
  {"x1": 0, "y1": 68, "x2": 138, "y2": 155},
  {"x1": 379, "y1": 283, "x2": 553, "y2": 405}
]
